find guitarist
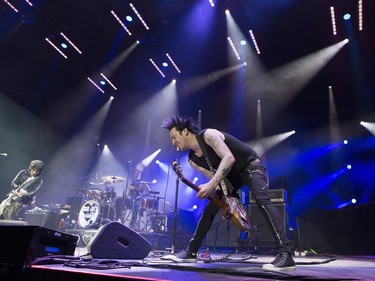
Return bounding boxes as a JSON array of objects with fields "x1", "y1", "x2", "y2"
[
  {"x1": 161, "y1": 116, "x2": 295, "y2": 272},
  {"x1": 0, "y1": 160, "x2": 44, "y2": 220}
]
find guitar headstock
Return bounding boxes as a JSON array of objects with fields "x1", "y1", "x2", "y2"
[{"x1": 172, "y1": 160, "x2": 183, "y2": 178}]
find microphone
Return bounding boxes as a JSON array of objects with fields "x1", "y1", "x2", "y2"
[{"x1": 0, "y1": 153, "x2": 7, "y2": 157}]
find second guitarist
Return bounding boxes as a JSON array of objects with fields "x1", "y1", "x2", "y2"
[
  {"x1": 161, "y1": 116, "x2": 295, "y2": 272},
  {"x1": 0, "y1": 160, "x2": 44, "y2": 220}
]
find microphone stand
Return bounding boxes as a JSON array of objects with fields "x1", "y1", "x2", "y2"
[
  {"x1": 171, "y1": 150, "x2": 181, "y2": 254},
  {"x1": 122, "y1": 160, "x2": 132, "y2": 223}
]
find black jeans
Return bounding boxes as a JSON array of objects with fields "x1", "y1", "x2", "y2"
[{"x1": 188, "y1": 161, "x2": 291, "y2": 253}]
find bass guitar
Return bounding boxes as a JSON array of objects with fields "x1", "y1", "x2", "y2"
[{"x1": 172, "y1": 160, "x2": 250, "y2": 232}]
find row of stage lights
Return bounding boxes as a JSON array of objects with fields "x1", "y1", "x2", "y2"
[{"x1": 330, "y1": 0, "x2": 364, "y2": 35}]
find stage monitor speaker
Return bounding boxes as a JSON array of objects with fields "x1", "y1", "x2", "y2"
[
  {"x1": 87, "y1": 221, "x2": 152, "y2": 259},
  {"x1": 0, "y1": 225, "x2": 78, "y2": 268},
  {"x1": 249, "y1": 203, "x2": 289, "y2": 242}
]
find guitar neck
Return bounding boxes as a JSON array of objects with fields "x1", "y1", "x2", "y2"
[{"x1": 179, "y1": 177, "x2": 216, "y2": 201}]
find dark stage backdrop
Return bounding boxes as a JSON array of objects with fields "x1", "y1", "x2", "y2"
[{"x1": 297, "y1": 202, "x2": 375, "y2": 255}]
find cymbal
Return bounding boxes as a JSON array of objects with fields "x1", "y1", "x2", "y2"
[
  {"x1": 88, "y1": 181, "x2": 104, "y2": 186},
  {"x1": 101, "y1": 175, "x2": 126, "y2": 183}
]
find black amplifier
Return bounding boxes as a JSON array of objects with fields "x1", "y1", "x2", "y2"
[
  {"x1": 250, "y1": 189, "x2": 287, "y2": 203},
  {"x1": 0, "y1": 225, "x2": 78, "y2": 268}
]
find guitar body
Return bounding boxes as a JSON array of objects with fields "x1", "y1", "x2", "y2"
[
  {"x1": 172, "y1": 161, "x2": 250, "y2": 232},
  {"x1": 0, "y1": 192, "x2": 15, "y2": 217}
]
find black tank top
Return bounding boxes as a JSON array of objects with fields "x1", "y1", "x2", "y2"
[{"x1": 189, "y1": 129, "x2": 258, "y2": 189}]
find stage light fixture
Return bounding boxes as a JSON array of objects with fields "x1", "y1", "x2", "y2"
[
  {"x1": 3, "y1": 0, "x2": 19, "y2": 12},
  {"x1": 111, "y1": 10, "x2": 132, "y2": 36},
  {"x1": 126, "y1": 15, "x2": 133, "y2": 22},
  {"x1": 60, "y1": 32, "x2": 82, "y2": 54},
  {"x1": 347, "y1": 165, "x2": 352, "y2": 170},
  {"x1": 227, "y1": 36, "x2": 240, "y2": 60},
  {"x1": 61, "y1": 43, "x2": 67, "y2": 49},
  {"x1": 87, "y1": 77, "x2": 105, "y2": 93},
  {"x1": 358, "y1": 0, "x2": 363, "y2": 30},
  {"x1": 249, "y1": 29, "x2": 261, "y2": 54},
  {"x1": 208, "y1": 0, "x2": 215, "y2": 7},
  {"x1": 162, "y1": 62, "x2": 168, "y2": 67},
  {"x1": 149, "y1": 58, "x2": 165, "y2": 77},
  {"x1": 129, "y1": 3, "x2": 149, "y2": 30},
  {"x1": 351, "y1": 198, "x2": 357, "y2": 204},
  {"x1": 330, "y1": 6, "x2": 337, "y2": 35},
  {"x1": 343, "y1": 140, "x2": 348, "y2": 144},
  {"x1": 343, "y1": 13, "x2": 351, "y2": 20},
  {"x1": 100, "y1": 73, "x2": 117, "y2": 90},
  {"x1": 45, "y1": 38, "x2": 67, "y2": 58},
  {"x1": 166, "y1": 53, "x2": 181, "y2": 73}
]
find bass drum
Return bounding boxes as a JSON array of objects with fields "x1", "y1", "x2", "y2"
[{"x1": 78, "y1": 200, "x2": 101, "y2": 228}]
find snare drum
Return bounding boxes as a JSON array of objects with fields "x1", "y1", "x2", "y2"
[
  {"x1": 85, "y1": 189, "x2": 102, "y2": 200},
  {"x1": 78, "y1": 200, "x2": 100, "y2": 228}
]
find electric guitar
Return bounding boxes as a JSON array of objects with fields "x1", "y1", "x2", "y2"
[
  {"x1": 172, "y1": 160, "x2": 250, "y2": 232},
  {"x1": 0, "y1": 177, "x2": 35, "y2": 217}
]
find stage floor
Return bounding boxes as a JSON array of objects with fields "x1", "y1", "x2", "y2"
[{"x1": 18, "y1": 248, "x2": 375, "y2": 281}]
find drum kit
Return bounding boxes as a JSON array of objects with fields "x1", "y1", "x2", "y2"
[
  {"x1": 77, "y1": 175, "x2": 125, "y2": 229},
  {"x1": 75, "y1": 175, "x2": 169, "y2": 233}
]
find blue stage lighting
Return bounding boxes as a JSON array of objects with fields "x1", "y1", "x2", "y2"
[
  {"x1": 347, "y1": 165, "x2": 352, "y2": 169},
  {"x1": 100, "y1": 80, "x2": 106, "y2": 85},
  {"x1": 343, "y1": 13, "x2": 351, "y2": 20},
  {"x1": 351, "y1": 198, "x2": 357, "y2": 204},
  {"x1": 162, "y1": 62, "x2": 168, "y2": 67},
  {"x1": 126, "y1": 15, "x2": 133, "y2": 22},
  {"x1": 240, "y1": 40, "x2": 247, "y2": 46},
  {"x1": 61, "y1": 43, "x2": 68, "y2": 49},
  {"x1": 343, "y1": 140, "x2": 348, "y2": 144}
]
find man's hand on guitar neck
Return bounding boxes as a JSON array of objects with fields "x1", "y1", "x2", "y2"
[
  {"x1": 12, "y1": 189, "x2": 27, "y2": 198},
  {"x1": 196, "y1": 181, "x2": 216, "y2": 200}
]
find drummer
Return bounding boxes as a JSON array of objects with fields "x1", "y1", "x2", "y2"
[{"x1": 127, "y1": 168, "x2": 151, "y2": 229}]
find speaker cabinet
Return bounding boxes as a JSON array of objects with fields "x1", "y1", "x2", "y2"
[
  {"x1": 87, "y1": 221, "x2": 152, "y2": 259},
  {"x1": 249, "y1": 203, "x2": 289, "y2": 242},
  {"x1": 0, "y1": 225, "x2": 78, "y2": 268},
  {"x1": 23, "y1": 210, "x2": 58, "y2": 229},
  {"x1": 205, "y1": 212, "x2": 241, "y2": 249}
]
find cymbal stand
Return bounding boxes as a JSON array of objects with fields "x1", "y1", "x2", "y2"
[{"x1": 121, "y1": 160, "x2": 132, "y2": 222}]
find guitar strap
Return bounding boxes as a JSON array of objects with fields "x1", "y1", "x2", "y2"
[{"x1": 195, "y1": 134, "x2": 234, "y2": 196}]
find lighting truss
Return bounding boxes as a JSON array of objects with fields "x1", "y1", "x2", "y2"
[
  {"x1": 60, "y1": 32, "x2": 82, "y2": 54},
  {"x1": 111, "y1": 10, "x2": 132, "y2": 36},
  {"x1": 166, "y1": 53, "x2": 181, "y2": 73},
  {"x1": 87, "y1": 77, "x2": 105, "y2": 93},
  {"x1": 249, "y1": 29, "x2": 261, "y2": 54},
  {"x1": 129, "y1": 3, "x2": 149, "y2": 30},
  {"x1": 227, "y1": 36, "x2": 241, "y2": 60},
  {"x1": 358, "y1": 0, "x2": 363, "y2": 31},
  {"x1": 149, "y1": 59, "x2": 165, "y2": 77},
  {"x1": 100, "y1": 73, "x2": 117, "y2": 90},
  {"x1": 45, "y1": 38, "x2": 67, "y2": 58},
  {"x1": 24, "y1": 0, "x2": 33, "y2": 6},
  {"x1": 330, "y1": 6, "x2": 337, "y2": 35}
]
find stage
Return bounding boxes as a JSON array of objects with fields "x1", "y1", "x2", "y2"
[{"x1": 5, "y1": 250, "x2": 375, "y2": 281}]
